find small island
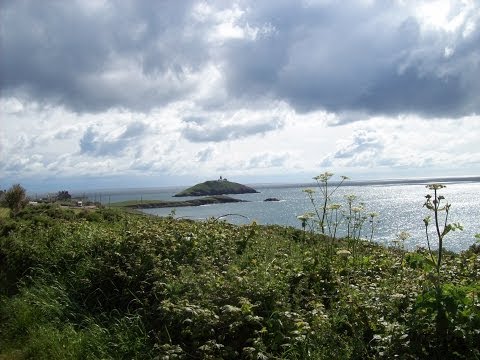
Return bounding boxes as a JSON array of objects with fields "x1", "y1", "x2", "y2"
[
  {"x1": 111, "y1": 195, "x2": 245, "y2": 209},
  {"x1": 174, "y1": 177, "x2": 259, "y2": 197}
]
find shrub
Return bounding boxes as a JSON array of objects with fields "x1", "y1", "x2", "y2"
[{"x1": 4, "y1": 184, "x2": 27, "y2": 216}]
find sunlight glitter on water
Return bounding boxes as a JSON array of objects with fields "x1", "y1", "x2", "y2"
[{"x1": 137, "y1": 181, "x2": 480, "y2": 252}]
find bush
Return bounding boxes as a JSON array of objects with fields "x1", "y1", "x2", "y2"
[{"x1": 4, "y1": 184, "x2": 27, "y2": 215}]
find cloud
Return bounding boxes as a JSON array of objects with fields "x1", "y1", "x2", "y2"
[
  {"x1": 54, "y1": 128, "x2": 77, "y2": 140},
  {"x1": 1, "y1": 1, "x2": 480, "y2": 190},
  {"x1": 332, "y1": 130, "x2": 384, "y2": 160},
  {"x1": 1, "y1": 1, "x2": 479, "y2": 119},
  {"x1": 182, "y1": 116, "x2": 284, "y2": 142},
  {"x1": 196, "y1": 147, "x2": 215, "y2": 162},
  {"x1": 79, "y1": 122, "x2": 148, "y2": 156},
  {"x1": 245, "y1": 152, "x2": 289, "y2": 169},
  {"x1": 221, "y1": 0, "x2": 480, "y2": 118},
  {"x1": 319, "y1": 116, "x2": 480, "y2": 173},
  {"x1": 320, "y1": 129, "x2": 386, "y2": 167},
  {"x1": 0, "y1": 0, "x2": 206, "y2": 112}
]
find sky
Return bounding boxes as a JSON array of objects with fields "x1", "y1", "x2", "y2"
[{"x1": 1, "y1": 0, "x2": 480, "y2": 192}]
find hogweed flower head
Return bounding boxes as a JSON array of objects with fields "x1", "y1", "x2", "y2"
[
  {"x1": 302, "y1": 188, "x2": 315, "y2": 195},
  {"x1": 298, "y1": 212, "x2": 314, "y2": 229},
  {"x1": 397, "y1": 231, "x2": 411, "y2": 241},
  {"x1": 314, "y1": 171, "x2": 334, "y2": 182},
  {"x1": 426, "y1": 183, "x2": 446, "y2": 190},
  {"x1": 297, "y1": 212, "x2": 314, "y2": 222},
  {"x1": 392, "y1": 231, "x2": 410, "y2": 247},
  {"x1": 345, "y1": 194, "x2": 357, "y2": 203},
  {"x1": 327, "y1": 203, "x2": 342, "y2": 210},
  {"x1": 336, "y1": 249, "x2": 351, "y2": 257},
  {"x1": 351, "y1": 206, "x2": 364, "y2": 213}
]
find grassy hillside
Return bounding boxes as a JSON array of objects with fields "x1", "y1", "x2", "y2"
[
  {"x1": 174, "y1": 180, "x2": 259, "y2": 197},
  {"x1": 0, "y1": 204, "x2": 479, "y2": 359}
]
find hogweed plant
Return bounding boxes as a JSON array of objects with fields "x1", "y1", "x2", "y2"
[
  {"x1": 325, "y1": 203, "x2": 343, "y2": 259},
  {"x1": 368, "y1": 212, "x2": 379, "y2": 242},
  {"x1": 392, "y1": 231, "x2": 410, "y2": 252},
  {"x1": 392, "y1": 231, "x2": 410, "y2": 290},
  {"x1": 325, "y1": 203, "x2": 343, "y2": 240},
  {"x1": 300, "y1": 172, "x2": 350, "y2": 270},
  {"x1": 307, "y1": 172, "x2": 349, "y2": 234},
  {"x1": 351, "y1": 204, "x2": 367, "y2": 241},
  {"x1": 302, "y1": 172, "x2": 379, "y2": 264},
  {"x1": 422, "y1": 183, "x2": 465, "y2": 353},
  {"x1": 297, "y1": 212, "x2": 315, "y2": 241},
  {"x1": 423, "y1": 184, "x2": 463, "y2": 280},
  {"x1": 344, "y1": 194, "x2": 357, "y2": 239},
  {"x1": 347, "y1": 204, "x2": 369, "y2": 263}
]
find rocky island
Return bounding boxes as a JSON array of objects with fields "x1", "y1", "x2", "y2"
[{"x1": 174, "y1": 177, "x2": 259, "y2": 197}]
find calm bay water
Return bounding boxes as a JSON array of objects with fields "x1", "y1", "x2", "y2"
[{"x1": 86, "y1": 181, "x2": 480, "y2": 252}]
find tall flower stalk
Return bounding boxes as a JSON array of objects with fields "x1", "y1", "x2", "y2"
[
  {"x1": 310, "y1": 172, "x2": 349, "y2": 234},
  {"x1": 368, "y1": 212, "x2": 379, "y2": 242},
  {"x1": 344, "y1": 194, "x2": 357, "y2": 239},
  {"x1": 423, "y1": 184, "x2": 463, "y2": 279}
]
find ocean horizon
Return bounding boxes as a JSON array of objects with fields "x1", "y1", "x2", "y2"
[{"x1": 57, "y1": 174, "x2": 480, "y2": 197}]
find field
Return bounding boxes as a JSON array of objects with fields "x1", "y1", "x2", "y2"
[{"x1": 0, "y1": 204, "x2": 479, "y2": 359}]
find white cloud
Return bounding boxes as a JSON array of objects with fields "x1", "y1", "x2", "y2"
[
  {"x1": 1, "y1": 100, "x2": 480, "y2": 187},
  {"x1": 318, "y1": 115, "x2": 480, "y2": 176},
  {"x1": 1, "y1": 1, "x2": 480, "y2": 189}
]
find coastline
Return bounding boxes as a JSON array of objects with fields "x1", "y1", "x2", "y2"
[{"x1": 110, "y1": 195, "x2": 246, "y2": 209}]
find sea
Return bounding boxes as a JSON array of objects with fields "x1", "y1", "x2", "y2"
[{"x1": 77, "y1": 178, "x2": 480, "y2": 253}]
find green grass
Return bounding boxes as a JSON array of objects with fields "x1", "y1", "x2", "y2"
[
  {"x1": 0, "y1": 207, "x2": 10, "y2": 219},
  {"x1": 0, "y1": 205, "x2": 479, "y2": 359}
]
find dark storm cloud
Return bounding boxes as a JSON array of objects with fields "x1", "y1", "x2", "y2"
[
  {"x1": 221, "y1": 1, "x2": 480, "y2": 118},
  {"x1": 0, "y1": 0, "x2": 204, "y2": 112},
  {"x1": 1, "y1": 1, "x2": 479, "y2": 118}
]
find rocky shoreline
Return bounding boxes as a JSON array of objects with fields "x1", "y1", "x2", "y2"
[{"x1": 123, "y1": 195, "x2": 246, "y2": 209}]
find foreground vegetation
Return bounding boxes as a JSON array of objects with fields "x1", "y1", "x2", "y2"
[{"x1": 0, "y1": 203, "x2": 479, "y2": 359}]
